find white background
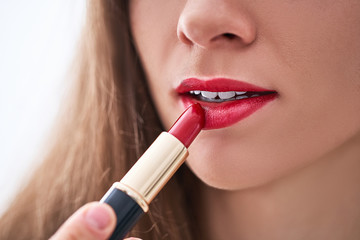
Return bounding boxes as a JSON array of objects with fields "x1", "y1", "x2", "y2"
[{"x1": 0, "y1": 0, "x2": 85, "y2": 214}]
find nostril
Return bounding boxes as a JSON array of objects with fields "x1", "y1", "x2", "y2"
[
  {"x1": 212, "y1": 32, "x2": 238, "y2": 43},
  {"x1": 223, "y1": 33, "x2": 237, "y2": 40},
  {"x1": 178, "y1": 30, "x2": 193, "y2": 45},
  {"x1": 177, "y1": 5, "x2": 257, "y2": 48}
]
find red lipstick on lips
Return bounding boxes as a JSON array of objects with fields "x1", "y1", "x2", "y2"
[{"x1": 176, "y1": 78, "x2": 277, "y2": 129}]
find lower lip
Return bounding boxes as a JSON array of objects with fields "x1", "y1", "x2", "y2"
[{"x1": 180, "y1": 93, "x2": 277, "y2": 129}]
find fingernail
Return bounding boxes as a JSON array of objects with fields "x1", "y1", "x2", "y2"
[{"x1": 85, "y1": 204, "x2": 111, "y2": 230}]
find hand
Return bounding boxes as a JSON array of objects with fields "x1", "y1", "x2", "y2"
[{"x1": 50, "y1": 202, "x2": 116, "y2": 240}]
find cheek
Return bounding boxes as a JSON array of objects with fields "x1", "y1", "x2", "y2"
[
  {"x1": 186, "y1": 98, "x2": 360, "y2": 190},
  {"x1": 130, "y1": 1, "x2": 185, "y2": 128},
  {"x1": 130, "y1": 0, "x2": 183, "y2": 81},
  {"x1": 186, "y1": 54, "x2": 360, "y2": 190},
  {"x1": 186, "y1": 16, "x2": 360, "y2": 190}
]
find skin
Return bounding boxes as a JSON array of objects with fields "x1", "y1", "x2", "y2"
[
  {"x1": 51, "y1": 202, "x2": 116, "y2": 240},
  {"x1": 51, "y1": 202, "x2": 141, "y2": 240},
  {"x1": 129, "y1": 0, "x2": 360, "y2": 239}
]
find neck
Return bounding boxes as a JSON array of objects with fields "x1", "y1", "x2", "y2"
[{"x1": 202, "y1": 134, "x2": 360, "y2": 240}]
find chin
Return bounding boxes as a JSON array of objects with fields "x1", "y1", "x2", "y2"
[
  {"x1": 185, "y1": 140, "x2": 321, "y2": 192},
  {"x1": 185, "y1": 154, "x2": 281, "y2": 191}
]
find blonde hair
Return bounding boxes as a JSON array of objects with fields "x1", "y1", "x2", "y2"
[{"x1": 0, "y1": 1, "x2": 204, "y2": 239}]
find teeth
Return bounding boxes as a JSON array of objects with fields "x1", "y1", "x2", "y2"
[
  {"x1": 236, "y1": 95, "x2": 249, "y2": 100},
  {"x1": 218, "y1": 91, "x2": 236, "y2": 100},
  {"x1": 188, "y1": 90, "x2": 255, "y2": 101},
  {"x1": 201, "y1": 91, "x2": 218, "y2": 99}
]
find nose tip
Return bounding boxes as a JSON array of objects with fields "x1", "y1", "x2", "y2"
[{"x1": 177, "y1": 2, "x2": 257, "y2": 49}]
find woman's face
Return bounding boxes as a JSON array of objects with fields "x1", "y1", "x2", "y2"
[{"x1": 129, "y1": 0, "x2": 360, "y2": 190}]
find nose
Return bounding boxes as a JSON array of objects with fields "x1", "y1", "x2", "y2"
[{"x1": 177, "y1": 1, "x2": 257, "y2": 49}]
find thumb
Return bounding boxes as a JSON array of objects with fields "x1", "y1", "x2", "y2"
[{"x1": 50, "y1": 202, "x2": 116, "y2": 240}]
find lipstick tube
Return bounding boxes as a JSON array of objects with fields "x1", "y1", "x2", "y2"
[{"x1": 100, "y1": 104, "x2": 204, "y2": 240}]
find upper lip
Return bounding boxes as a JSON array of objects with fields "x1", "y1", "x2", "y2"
[{"x1": 176, "y1": 78, "x2": 275, "y2": 93}]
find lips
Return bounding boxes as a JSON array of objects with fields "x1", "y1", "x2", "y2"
[{"x1": 176, "y1": 78, "x2": 277, "y2": 129}]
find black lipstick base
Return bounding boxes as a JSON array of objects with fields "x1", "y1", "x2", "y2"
[{"x1": 102, "y1": 188, "x2": 144, "y2": 240}]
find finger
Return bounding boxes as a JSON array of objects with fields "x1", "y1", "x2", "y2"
[{"x1": 50, "y1": 202, "x2": 116, "y2": 240}]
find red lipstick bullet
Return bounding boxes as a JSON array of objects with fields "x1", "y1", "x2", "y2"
[{"x1": 100, "y1": 104, "x2": 205, "y2": 239}]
